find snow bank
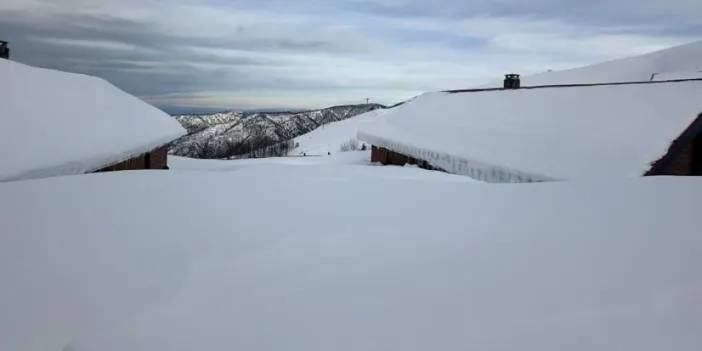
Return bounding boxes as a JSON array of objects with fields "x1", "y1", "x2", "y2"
[
  {"x1": 522, "y1": 40, "x2": 702, "y2": 86},
  {"x1": 1, "y1": 170, "x2": 701, "y2": 351},
  {"x1": 170, "y1": 152, "x2": 473, "y2": 182},
  {"x1": 289, "y1": 108, "x2": 388, "y2": 156},
  {"x1": 0, "y1": 60, "x2": 186, "y2": 182},
  {"x1": 359, "y1": 81, "x2": 702, "y2": 181}
]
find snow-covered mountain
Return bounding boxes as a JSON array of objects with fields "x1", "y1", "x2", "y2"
[
  {"x1": 169, "y1": 104, "x2": 385, "y2": 159},
  {"x1": 522, "y1": 40, "x2": 702, "y2": 86}
]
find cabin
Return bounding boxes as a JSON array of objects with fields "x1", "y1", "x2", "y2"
[
  {"x1": 359, "y1": 75, "x2": 702, "y2": 182},
  {"x1": 0, "y1": 59, "x2": 186, "y2": 182}
]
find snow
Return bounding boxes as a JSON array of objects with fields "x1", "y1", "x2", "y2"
[
  {"x1": 0, "y1": 59, "x2": 186, "y2": 182},
  {"x1": 651, "y1": 71, "x2": 702, "y2": 81},
  {"x1": 520, "y1": 40, "x2": 702, "y2": 86},
  {"x1": 170, "y1": 152, "x2": 473, "y2": 182},
  {"x1": 3, "y1": 38, "x2": 702, "y2": 351},
  {"x1": 289, "y1": 108, "x2": 389, "y2": 156},
  {"x1": 359, "y1": 81, "x2": 702, "y2": 181},
  {"x1": 1, "y1": 167, "x2": 701, "y2": 351}
]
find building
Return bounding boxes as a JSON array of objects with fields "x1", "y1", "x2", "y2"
[
  {"x1": 0, "y1": 59, "x2": 186, "y2": 182},
  {"x1": 359, "y1": 78, "x2": 702, "y2": 182}
]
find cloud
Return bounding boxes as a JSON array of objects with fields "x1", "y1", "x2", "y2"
[{"x1": 0, "y1": 0, "x2": 700, "y2": 112}]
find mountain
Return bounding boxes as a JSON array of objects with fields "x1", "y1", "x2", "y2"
[
  {"x1": 521, "y1": 40, "x2": 702, "y2": 86},
  {"x1": 289, "y1": 108, "x2": 390, "y2": 156},
  {"x1": 169, "y1": 104, "x2": 386, "y2": 159}
]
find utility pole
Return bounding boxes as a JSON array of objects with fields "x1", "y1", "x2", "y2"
[{"x1": 365, "y1": 98, "x2": 370, "y2": 105}]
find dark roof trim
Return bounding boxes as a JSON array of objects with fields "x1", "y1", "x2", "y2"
[
  {"x1": 445, "y1": 78, "x2": 702, "y2": 94},
  {"x1": 646, "y1": 112, "x2": 702, "y2": 175}
]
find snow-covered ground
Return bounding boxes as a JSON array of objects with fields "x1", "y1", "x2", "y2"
[
  {"x1": 3, "y1": 39, "x2": 702, "y2": 351},
  {"x1": 1, "y1": 164, "x2": 701, "y2": 351},
  {"x1": 288, "y1": 108, "x2": 389, "y2": 156},
  {"x1": 171, "y1": 152, "x2": 472, "y2": 182},
  {"x1": 0, "y1": 59, "x2": 185, "y2": 182}
]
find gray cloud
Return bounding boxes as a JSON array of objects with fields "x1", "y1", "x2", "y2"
[{"x1": 1, "y1": 0, "x2": 700, "y2": 112}]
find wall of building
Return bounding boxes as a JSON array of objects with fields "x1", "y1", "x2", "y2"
[
  {"x1": 649, "y1": 133, "x2": 702, "y2": 176},
  {"x1": 654, "y1": 142, "x2": 693, "y2": 175},
  {"x1": 371, "y1": 146, "x2": 446, "y2": 172},
  {"x1": 94, "y1": 146, "x2": 169, "y2": 173},
  {"x1": 647, "y1": 116, "x2": 702, "y2": 176}
]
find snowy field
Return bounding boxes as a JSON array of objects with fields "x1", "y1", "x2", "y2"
[
  {"x1": 3, "y1": 40, "x2": 702, "y2": 351},
  {"x1": 1, "y1": 154, "x2": 701, "y2": 351},
  {"x1": 288, "y1": 109, "x2": 389, "y2": 156},
  {"x1": 170, "y1": 152, "x2": 472, "y2": 182}
]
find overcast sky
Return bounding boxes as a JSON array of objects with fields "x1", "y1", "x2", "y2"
[{"x1": 1, "y1": 0, "x2": 701, "y2": 113}]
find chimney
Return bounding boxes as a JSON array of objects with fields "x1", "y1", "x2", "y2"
[
  {"x1": 504, "y1": 74, "x2": 520, "y2": 89},
  {"x1": 0, "y1": 41, "x2": 9, "y2": 60}
]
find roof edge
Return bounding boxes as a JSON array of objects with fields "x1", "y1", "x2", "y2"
[
  {"x1": 445, "y1": 78, "x2": 702, "y2": 94},
  {"x1": 357, "y1": 130, "x2": 557, "y2": 183}
]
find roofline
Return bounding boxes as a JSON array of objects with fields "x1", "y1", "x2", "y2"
[
  {"x1": 445, "y1": 78, "x2": 702, "y2": 94},
  {"x1": 646, "y1": 112, "x2": 702, "y2": 176}
]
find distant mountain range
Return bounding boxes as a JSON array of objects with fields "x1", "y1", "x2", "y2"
[{"x1": 169, "y1": 104, "x2": 385, "y2": 159}]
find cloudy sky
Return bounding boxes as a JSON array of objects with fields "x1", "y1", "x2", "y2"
[{"x1": 1, "y1": 0, "x2": 701, "y2": 113}]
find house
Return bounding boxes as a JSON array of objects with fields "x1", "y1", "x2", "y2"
[
  {"x1": 358, "y1": 77, "x2": 702, "y2": 182},
  {"x1": 0, "y1": 59, "x2": 186, "y2": 182}
]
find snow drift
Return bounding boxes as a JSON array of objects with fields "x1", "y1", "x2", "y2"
[
  {"x1": 522, "y1": 40, "x2": 702, "y2": 86},
  {"x1": 1, "y1": 170, "x2": 701, "y2": 351},
  {"x1": 0, "y1": 59, "x2": 186, "y2": 182}
]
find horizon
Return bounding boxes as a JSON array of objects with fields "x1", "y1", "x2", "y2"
[{"x1": 2, "y1": 0, "x2": 702, "y2": 112}]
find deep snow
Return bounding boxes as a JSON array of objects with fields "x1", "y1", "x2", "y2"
[
  {"x1": 170, "y1": 152, "x2": 474, "y2": 183},
  {"x1": 0, "y1": 60, "x2": 186, "y2": 182},
  {"x1": 359, "y1": 81, "x2": 702, "y2": 182},
  {"x1": 521, "y1": 40, "x2": 702, "y2": 86},
  {"x1": 288, "y1": 109, "x2": 389, "y2": 156},
  {"x1": 1, "y1": 165, "x2": 701, "y2": 351}
]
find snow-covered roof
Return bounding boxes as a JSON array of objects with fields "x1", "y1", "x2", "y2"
[
  {"x1": 652, "y1": 71, "x2": 702, "y2": 81},
  {"x1": 359, "y1": 80, "x2": 702, "y2": 181},
  {"x1": 0, "y1": 59, "x2": 186, "y2": 182},
  {"x1": 521, "y1": 40, "x2": 702, "y2": 86}
]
